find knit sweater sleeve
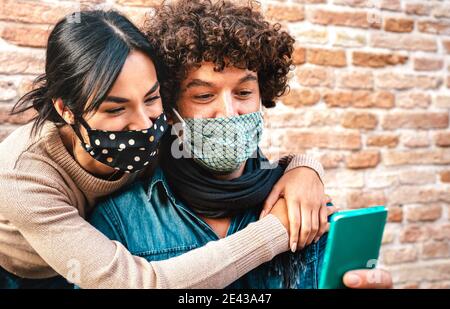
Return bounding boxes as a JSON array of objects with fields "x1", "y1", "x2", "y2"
[
  {"x1": 0, "y1": 164, "x2": 288, "y2": 288},
  {"x1": 279, "y1": 154, "x2": 325, "y2": 185}
]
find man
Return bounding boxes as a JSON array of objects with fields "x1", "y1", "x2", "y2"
[{"x1": 90, "y1": 0, "x2": 392, "y2": 289}]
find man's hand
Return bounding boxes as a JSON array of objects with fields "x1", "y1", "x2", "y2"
[
  {"x1": 262, "y1": 167, "x2": 334, "y2": 252},
  {"x1": 343, "y1": 269, "x2": 393, "y2": 289}
]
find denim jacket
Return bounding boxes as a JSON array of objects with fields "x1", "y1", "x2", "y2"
[{"x1": 90, "y1": 167, "x2": 327, "y2": 289}]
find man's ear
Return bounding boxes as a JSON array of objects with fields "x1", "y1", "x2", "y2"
[
  {"x1": 165, "y1": 109, "x2": 176, "y2": 125},
  {"x1": 53, "y1": 98, "x2": 75, "y2": 125},
  {"x1": 167, "y1": 113, "x2": 174, "y2": 125}
]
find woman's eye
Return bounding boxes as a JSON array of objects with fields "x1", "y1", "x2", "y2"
[
  {"x1": 144, "y1": 95, "x2": 161, "y2": 105},
  {"x1": 105, "y1": 107, "x2": 125, "y2": 114}
]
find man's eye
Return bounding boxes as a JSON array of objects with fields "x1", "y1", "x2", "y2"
[
  {"x1": 105, "y1": 107, "x2": 125, "y2": 114},
  {"x1": 194, "y1": 94, "x2": 214, "y2": 100},
  {"x1": 238, "y1": 91, "x2": 252, "y2": 97}
]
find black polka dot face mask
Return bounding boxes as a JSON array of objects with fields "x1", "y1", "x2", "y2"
[{"x1": 72, "y1": 113, "x2": 169, "y2": 173}]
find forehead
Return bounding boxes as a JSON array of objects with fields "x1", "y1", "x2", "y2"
[
  {"x1": 110, "y1": 50, "x2": 157, "y2": 91},
  {"x1": 183, "y1": 62, "x2": 257, "y2": 85}
]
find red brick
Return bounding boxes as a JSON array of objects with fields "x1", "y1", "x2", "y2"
[
  {"x1": 366, "y1": 134, "x2": 399, "y2": 148},
  {"x1": 376, "y1": 73, "x2": 442, "y2": 90},
  {"x1": 371, "y1": 33, "x2": 437, "y2": 52},
  {"x1": 414, "y1": 57, "x2": 444, "y2": 71},
  {"x1": 264, "y1": 3, "x2": 305, "y2": 22},
  {"x1": 292, "y1": 47, "x2": 306, "y2": 65},
  {"x1": 418, "y1": 20, "x2": 450, "y2": 35},
  {"x1": 384, "y1": 150, "x2": 450, "y2": 166},
  {"x1": 397, "y1": 92, "x2": 431, "y2": 109},
  {"x1": 332, "y1": 0, "x2": 370, "y2": 8},
  {"x1": 400, "y1": 225, "x2": 429, "y2": 243},
  {"x1": 402, "y1": 132, "x2": 430, "y2": 148},
  {"x1": 319, "y1": 152, "x2": 344, "y2": 169},
  {"x1": 0, "y1": 23, "x2": 51, "y2": 48},
  {"x1": 345, "y1": 150, "x2": 380, "y2": 169},
  {"x1": 296, "y1": 67, "x2": 334, "y2": 87},
  {"x1": 308, "y1": 9, "x2": 380, "y2": 29},
  {"x1": 399, "y1": 170, "x2": 436, "y2": 185},
  {"x1": 432, "y1": 3, "x2": 450, "y2": 19},
  {"x1": 441, "y1": 171, "x2": 450, "y2": 183},
  {"x1": 283, "y1": 130, "x2": 361, "y2": 150},
  {"x1": 0, "y1": 80, "x2": 17, "y2": 102},
  {"x1": 382, "y1": 112, "x2": 449, "y2": 130},
  {"x1": 384, "y1": 18, "x2": 414, "y2": 33},
  {"x1": 443, "y1": 40, "x2": 450, "y2": 54},
  {"x1": 0, "y1": 50, "x2": 44, "y2": 75},
  {"x1": 382, "y1": 247, "x2": 417, "y2": 265},
  {"x1": 294, "y1": 0, "x2": 326, "y2": 3},
  {"x1": 115, "y1": 0, "x2": 162, "y2": 6},
  {"x1": 338, "y1": 71, "x2": 373, "y2": 89},
  {"x1": 280, "y1": 88, "x2": 320, "y2": 107},
  {"x1": 382, "y1": 226, "x2": 396, "y2": 244},
  {"x1": 388, "y1": 206, "x2": 403, "y2": 222},
  {"x1": 393, "y1": 262, "x2": 450, "y2": 282},
  {"x1": 435, "y1": 96, "x2": 450, "y2": 109},
  {"x1": 435, "y1": 132, "x2": 450, "y2": 147},
  {"x1": 118, "y1": 6, "x2": 153, "y2": 27},
  {"x1": 406, "y1": 204, "x2": 443, "y2": 222},
  {"x1": 380, "y1": 0, "x2": 401, "y2": 11},
  {"x1": 307, "y1": 48, "x2": 346, "y2": 67},
  {"x1": 0, "y1": 0, "x2": 79, "y2": 24},
  {"x1": 346, "y1": 191, "x2": 386, "y2": 209},
  {"x1": 352, "y1": 51, "x2": 408, "y2": 68},
  {"x1": 422, "y1": 242, "x2": 450, "y2": 260},
  {"x1": 405, "y1": 2, "x2": 432, "y2": 16},
  {"x1": 0, "y1": 104, "x2": 36, "y2": 125},
  {"x1": 324, "y1": 90, "x2": 394, "y2": 109},
  {"x1": 341, "y1": 112, "x2": 378, "y2": 130},
  {"x1": 430, "y1": 224, "x2": 450, "y2": 241},
  {"x1": 388, "y1": 185, "x2": 449, "y2": 205}
]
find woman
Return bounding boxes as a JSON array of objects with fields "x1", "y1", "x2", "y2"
[{"x1": 0, "y1": 10, "x2": 328, "y2": 288}]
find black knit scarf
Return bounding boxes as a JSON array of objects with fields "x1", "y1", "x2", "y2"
[{"x1": 160, "y1": 136, "x2": 285, "y2": 218}]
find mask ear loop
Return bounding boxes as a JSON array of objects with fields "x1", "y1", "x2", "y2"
[{"x1": 171, "y1": 108, "x2": 192, "y2": 152}]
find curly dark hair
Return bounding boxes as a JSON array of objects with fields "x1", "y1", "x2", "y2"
[{"x1": 144, "y1": 0, "x2": 295, "y2": 110}]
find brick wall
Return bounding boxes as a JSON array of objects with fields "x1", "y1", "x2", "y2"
[{"x1": 0, "y1": 0, "x2": 449, "y2": 288}]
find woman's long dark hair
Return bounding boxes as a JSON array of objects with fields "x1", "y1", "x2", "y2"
[{"x1": 11, "y1": 10, "x2": 162, "y2": 136}]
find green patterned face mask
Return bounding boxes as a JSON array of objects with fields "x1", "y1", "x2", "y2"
[{"x1": 173, "y1": 110, "x2": 264, "y2": 174}]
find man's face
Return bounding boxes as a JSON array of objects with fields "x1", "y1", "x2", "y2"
[{"x1": 176, "y1": 62, "x2": 261, "y2": 119}]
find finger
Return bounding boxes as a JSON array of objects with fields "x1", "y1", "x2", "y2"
[
  {"x1": 298, "y1": 208, "x2": 311, "y2": 250},
  {"x1": 306, "y1": 208, "x2": 319, "y2": 246},
  {"x1": 316, "y1": 202, "x2": 329, "y2": 241},
  {"x1": 261, "y1": 185, "x2": 282, "y2": 219},
  {"x1": 327, "y1": 206, "x2": 339, "y2": 216},
  {"x1": 343, "y1": 269, "x2": 393, "y2": 289},
  {"x1": 287, "y1": 198, "x2": 301, "y2": 253}
]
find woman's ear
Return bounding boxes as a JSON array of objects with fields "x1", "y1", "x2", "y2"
[{"x1": 53, "y1": 98, "x2": 75, "y2": 125}]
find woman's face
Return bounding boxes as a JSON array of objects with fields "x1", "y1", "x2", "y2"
[
  {"x1": 83, "y1": 50, "x2": 163, "y2": 131},
  {"x1": 66, "y1": 50, "x2": 163, "y2": 177}
]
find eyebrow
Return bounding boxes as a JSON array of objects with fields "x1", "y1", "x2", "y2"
[
  {"x1": 105, "y1": 81, "x2": 160, "y2": 103},
  {"x1": 238, "y1": 74, "x2": 258, "y2": 84},
  {"x1": 184, "y1": 73, "x2": 258, "y2": 91}
]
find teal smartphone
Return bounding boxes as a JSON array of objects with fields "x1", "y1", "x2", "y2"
[{"x1": 319, "y1": 206, "x2": 387, "y2": 289}]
